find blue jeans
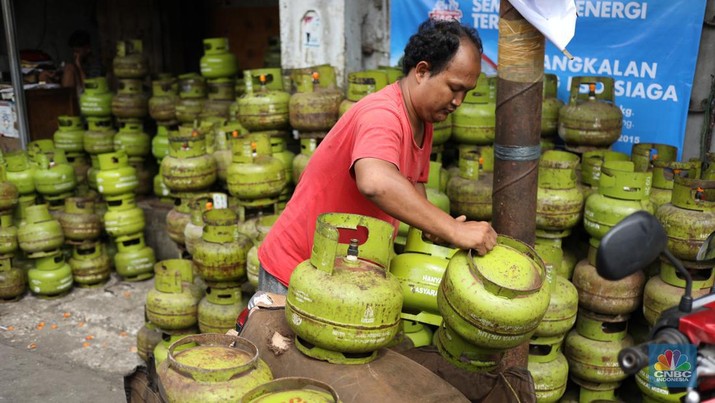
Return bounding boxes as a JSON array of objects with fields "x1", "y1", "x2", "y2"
[{"x1": 257, "y1": 263, "x2": 288, "y2": 295}]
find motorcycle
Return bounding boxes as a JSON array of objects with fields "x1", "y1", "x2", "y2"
[{"x1": 596, "y1": 210, "x2": 715, "y2": 403}]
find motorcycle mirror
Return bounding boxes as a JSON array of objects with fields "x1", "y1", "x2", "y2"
[
  {"x1": 696, "y1": 230, "x2": 715, "y2": 263},
  {"x1": 596, "y1": 211, "x2": 668, "y2": 281}
]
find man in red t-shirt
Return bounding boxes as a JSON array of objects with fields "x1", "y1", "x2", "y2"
[{"x1": 257, "y1": 19, "x2": 497, "y2": 293}]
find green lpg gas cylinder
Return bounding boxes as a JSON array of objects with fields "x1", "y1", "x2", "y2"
[
  {"x1": 207, "y1": 77, "x2": 236, "y2": 101},
  {"x1": 0, "y1": 165, "x2": 17, "y2": 213},
  {"x1": 113, "y1": 39, "x2": 148, "y2": 78},
  {"x1": 5, "y1": 151, "x2": 35, "y2": 195},
  {"x1": 389, "y1": 226, "x2": 457, "y2": 326},
  {"x1": 438, "y1": 235, "x2": 552, "y2": 351},
  {"x1": 69, "y1": 241, "x2": 111, "y2": 287},
  {"x1": 227, "y1": 132, "x2": 286, "y2": 200},
  {"x1": 178, "y1": 72, "x2": 207, "y2": 99},
  {"x1": 426, "y1": 161, "x2": 450, "y2": 211},
  {"x1": 583, "y1": 160, "x2": 654, "y2": 241},
  {"x1": 289, "y1": 70, "x2": 343, "y2": 132},
  {"x1": 114, "y1": 234, "x2": 155, "y2": 281},
  {"x1": 286, "y1": 213, "x2": 402, "y2": 364},
  {"x1": 401, "y1": 320, "x2": 434, "y2": 348},
  {"x1": 152, "y1": 125, "x2": 172, "y2": 163},
  {"x1": 166, "y1": 193, "x2": 194, "y2": 247},
  {"x1": 176, "y1": 74, "x2": 207, "y2": 124},
  {"x1": 184, "y1": 194, "x2": 218, "y2": 256},
  {"x1": 17, "y1": 204, "x2": 64, "y2": 257},
  {"x1": 160, "y1": 127, "x2": 217, "y2": 192},
  {"x1": 242, "y1": 377, "x2": 339, "y2": 403},
  {"x1": 656, "y1": 176, "x2": 715, "y2": 261},
  {"x1": 643, "y1": 257, "x2": 713, "y2": 326},
  {"x1": 157, "y1": 334, "x2": 273, "y2": 402},
  {"x1": 33, "y1": 150, "x2": 76, "y2": 196},
  {"x1": 83, "y1": 117, "x2": 116, "y2": 155},
  {"x1": 0, "y1": 214, "x2": 18, "y2": 256},
  {"x1": 451, "y1": 73, "x2": 495, "y2": 145},
  {"x1": 558, "y1": 76, "x2": 623, "y2": 153},
  {"x1": 292, "y1": 137, "x2": 320, "y2": 185},
  {"x1": 53, "y1": 115, "x2": 85, "y2": 153},
  {"x1": 237, "y1": 69, "x2": 290, "y2": 131},
  {"x1": 136, "y1": 321, "x2": 163, "y2": 363},
  {"x1": 572, "y1": 257, "x2": 645, "y2": 315},
  {"x1": 446, "y1": 150, "x2": 492, "y2": 220},
  {"x1": 192, "y1": 208, "x2": 253, "y2": 287},
  {"x1": 541, "y1": 74, "x2": 564, "y2": 138},
  {"x1": 339, "y1": 70, "x2": 388, "y2": 117},
  {"x1": 58, "y1": 197, "x2": 101, "y2": 242},
  {"x1": 636, "y1": 367, "x2": 687, "y2": 403},
  {"x1": 527, "y1": 335, "x2": 569, "y2": 403},
  {"x1": 112, "y1": 78, "x2": 147, "y2": 119},
  {"x1": 96, "y1": 151, "x2": 138, "y2": 196},
  {"x1": 0, "y1": 257, "x2": 26, "y2": 302},
  {"x1": 269, "y1": 135, "x2": 294, "y2": 185},
  {"x1": 27, "y1": 251, "x2": 73, "y2": 298},
  {"x1": 114, "y1": 119, "x2": 151, "y2": 158},
  {"x1": 650, "y1": 159, "x2": 701, "y2": 211},
  {"x1": 198, "y1": 287, "x2": 245, "y2": 334},
  {"x1": 246, "y1": 214, "x2": 278, "y2": 287},
  {"x1": 65, "y1": 152, "x2": 90, "y2": 189},
  {"x1": 213, "y1": 122, "x2": 248, "y2": 182},
  {"x1": 80, "y1": 77, "x2": 113, "y2": 117},
  {"x1": 201, "y1": 98, "x2": 233, "y2": 121},
  {"x1": 631, "y1": 143, "x2": 678, "y2": 173},
  {"x1": 200, "y1": 38, "x2": 238, "y2": 79},
  {"x1": 579, "y1": 150, "x2": 631, "y2": 198},
  {"x1": 563, "y1": 310, "x2": 633, "y2": 384},
  {"x1": 536, "y1": 150, "x2": 584, "y2": 231},
  {"x1": 434, "y1": 320, "x2": 503, "y2": 372},
  {"x1": 149, "y1": 78, "x2": 179, "y2": 123},
  {"x1": 146, "y1": 259, "x2": 203, "y2": 330},
  {"x1": 153, "y1": 329, "x2": 198, "y2": 368},
  {"x1": 103, "y1": 193, "x2": 145, "y2": 237},
  {"x1": 533, "y1": 264, "x2": 578, "y2": 337}
]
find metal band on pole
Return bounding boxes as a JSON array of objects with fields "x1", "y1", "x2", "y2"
[{"x1": 494, "y1": 144, "x2": 541, "y2": 161}]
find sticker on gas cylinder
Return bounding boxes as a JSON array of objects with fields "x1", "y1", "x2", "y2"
[
  {"x1": 292, "y1": 313, "x2": 302, "y2": 326},
  {"x1": 212, "y1": 193, "x2": 228, "y2": 209},
  {"x1": 361, "y1": 305, "x2": 375, "y2": 324}
]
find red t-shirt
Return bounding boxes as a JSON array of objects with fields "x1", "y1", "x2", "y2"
[{"x1": 257, "y1": 82, "x2": 433, "y2": 285}]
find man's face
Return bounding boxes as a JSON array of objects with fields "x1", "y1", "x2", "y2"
[{"x1": 413, "y1": 39, "x2": 482, "y2": 123}]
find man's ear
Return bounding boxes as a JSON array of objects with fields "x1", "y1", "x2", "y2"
[{"x1": 414, "y1": 61, "x2": 431, "y2": 81}]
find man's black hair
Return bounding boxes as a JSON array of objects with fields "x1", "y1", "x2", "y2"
[
  {"x1": 68, "y1": 30, "x2": 91, "y2": 48},
  {"x1": 401, "y1": 19, "x2": 483, "y2": 76}
]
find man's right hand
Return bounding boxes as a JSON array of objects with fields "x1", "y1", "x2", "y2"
[{"x1": 447, "y1": 215, "x2": 497, "y2": 256}]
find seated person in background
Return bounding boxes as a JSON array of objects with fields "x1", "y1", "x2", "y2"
[{"x1": 61, "y1": 30, "x2": 92, "y2": 96}]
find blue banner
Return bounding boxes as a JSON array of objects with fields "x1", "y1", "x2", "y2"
[{"x1": 390, "y1": 0, "x2": 707, "y2": 158}]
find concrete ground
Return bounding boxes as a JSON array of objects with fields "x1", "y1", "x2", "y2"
[
  {"x1": 0, "y1": 200, "x2": 179, "y2": 403},
  {"x1": 0, "y1": 274, "x2": 154, "y2": 402}
]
